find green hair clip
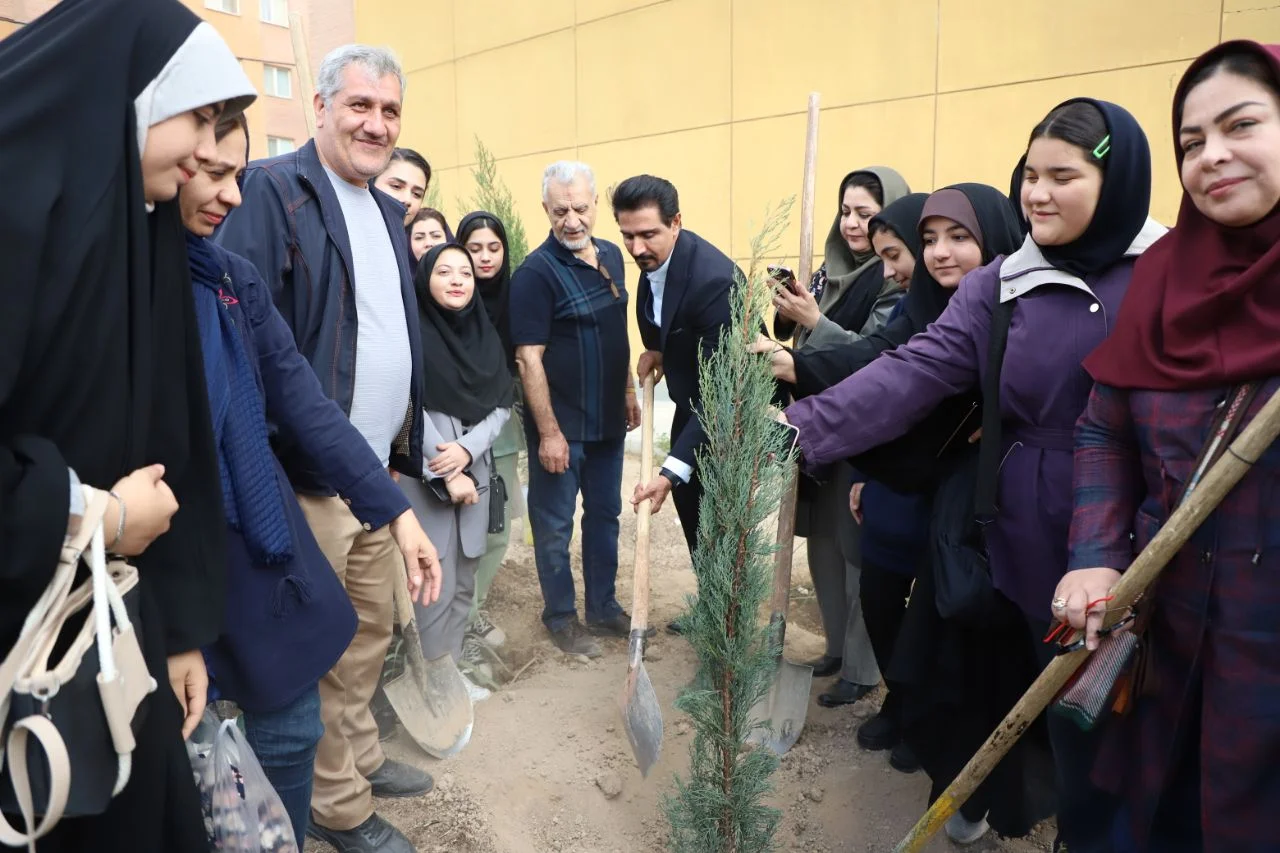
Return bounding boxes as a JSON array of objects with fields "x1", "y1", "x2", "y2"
[{"x1": 1092, "y1": 135, "x2": 1112, "y2": 160}]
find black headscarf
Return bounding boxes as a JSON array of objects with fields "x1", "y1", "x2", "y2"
[
  {"x1": 1008, "y1": 98, "x2": 1151, "y2": 279},
  {"x1": 455, "y1": 211, "x2": 514, "y2": 367},
  {"x1": 866, "y1": 192, "x2": 929, "y2": 271},
  {"x1": 794, "y1": 184, "x2": 1023, "y2": 396},
  {"x1": 415, "y1": 244, "x2": 514, "y2": 423},
  {"x1": 0, "y1": 0, "x2": 253, "y2": 654}
]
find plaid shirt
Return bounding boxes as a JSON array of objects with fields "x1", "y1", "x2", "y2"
[
  {"x1": 509, "y1": 233, "x2": 630, "y2": 442},
  {"x1": 1069, "y1": 379, "x2": 1280, "y2": 850}
]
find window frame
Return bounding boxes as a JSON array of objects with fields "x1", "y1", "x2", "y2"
[
  {"x1": 204, "y1": 0, "x2": 240, "y2": 15},
  {"x1": 267, "y1": 136, "x2": 296, "y2": 158},
  {"x1": 263, "y1": 65, "x2": 293, "y2": 99},
  {"x1": 259, "y1": 0, "x2": 289, "y2": 27}
]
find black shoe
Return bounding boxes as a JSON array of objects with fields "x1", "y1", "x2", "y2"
[
  {"x1": 586, "y1": 611, "x2": 656, "y2": 639},
  {"x1": 816, "y1": 679, "x2": 874, "y2": 708},
  {"x1": 889, "y1": 741, "x2": 920, "y2": 774},
  {"x1": 367, "y1": 758, "x2": 433, "y2": 798},
  {"x1": 856, "y1": 711, "x2": 900, "y2": 751},
  {"x1": 307, "y1": 813, "x2": 415, "y2": 853},
  {"x1": 549, "y1": 618, "x2": 602, "y2": 658},
  {"x1": 805, "y1": 655, "x2": 843, "y2": 678},
  {"x1": 666, "y1": 619, "x2": 685, "y2": 635}
]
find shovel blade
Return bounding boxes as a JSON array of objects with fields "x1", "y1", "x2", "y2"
[
  {"x1": 385, "y1": 630, "x2": 474, "y2": 759},
  {"x1": 619, "y1": 661, "x2": 663, "y2": 776},
  {"x1": 746, "y1": 658, "x2": 813, "y2": 755}
]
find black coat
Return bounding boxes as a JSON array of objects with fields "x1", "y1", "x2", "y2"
[{"x1": 635, "y1": 230, "x2": 739, "y2": 469}]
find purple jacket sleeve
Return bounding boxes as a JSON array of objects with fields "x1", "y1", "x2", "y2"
[
  {"x1": 1067, "y1": 383, "x2": 1144, "y2": 572},
  {"x1": 785, "y1": 269, "x2": 990, "y2": 469}
]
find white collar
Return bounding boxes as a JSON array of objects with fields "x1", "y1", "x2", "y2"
[
  {"x1": 649, "y1": 240, "x2": 676, "y2": 287},
  {"x1": 997, "y1": 217, "x2": 1167, "y2": 303}
]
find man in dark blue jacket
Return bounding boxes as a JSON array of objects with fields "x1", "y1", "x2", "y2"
[
  {"x1": 214, "y1": 44, "x2": 429, "y2": 853},
  {"x1": 618, "y1": 176, "x2": 738, "y2": 632}
]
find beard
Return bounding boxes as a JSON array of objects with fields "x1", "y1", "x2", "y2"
[{"x1": 558, "y1": 232, "x2": 591, "y2": 251}]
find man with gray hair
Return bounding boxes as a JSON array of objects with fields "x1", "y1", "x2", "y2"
[
  {"x1": 510, "y1": 161, "x2": 642, "y2": 658},
  {"x1": 216, "y1": 44, "x2": 433, "y2": 853}
]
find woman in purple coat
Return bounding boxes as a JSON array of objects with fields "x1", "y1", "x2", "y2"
[
  {"x1": 784, "y1": 100, "x2": 1163, "y2": 851},
  {"x1": 1055, "y1": 42, "x2": 1280, "y2": 852}
]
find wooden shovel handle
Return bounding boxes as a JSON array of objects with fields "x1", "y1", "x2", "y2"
[
  {"x1": 895, "y1": 383, "x2": 1280, "y2": 852},
  {"x1": 631, "y1": 375, "x2": 656, "y2": 631},
  {"x1": 769, "y1": 465, "x2": 801, "y2": 615},
  {"x1": 796, "y1": 93, "x2": 821, "y2": 288}
]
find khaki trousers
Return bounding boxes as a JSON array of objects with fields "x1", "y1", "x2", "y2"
[{"x1": 297, "y1": 494, "x2": 397, "y2": 832}]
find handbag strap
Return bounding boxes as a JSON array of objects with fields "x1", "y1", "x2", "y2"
[
  {"x1": 975, "y1": 288, "x2": 1016, "y2": 522},
  {"x1": 0, "y1": 715, "x2": 71, "y2": 852},
  {"x1": 0, "y1": 487, "x2": 110, "y2": 843}
]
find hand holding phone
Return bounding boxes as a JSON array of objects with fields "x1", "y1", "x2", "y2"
[{"x1": 768, "y1": 265, "x2": 800, "y2": 294}]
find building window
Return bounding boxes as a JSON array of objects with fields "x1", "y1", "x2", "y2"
[
  {"x1": 204, "y1": 0, "x2": 240, "y2": 14},
  {"x1": 259, "y1": 0, "x2": 288, "y2": 25},
  {"x1": 263, "y1": 65, "x2": 292, "y2": 99},
  {"x1": 267, "y1": 137, "x2": 295, "y2": 157}
]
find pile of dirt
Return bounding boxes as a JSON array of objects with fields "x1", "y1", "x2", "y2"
[{"x1": 308, "y1": 453, "x2": 1053, "y2": 853}]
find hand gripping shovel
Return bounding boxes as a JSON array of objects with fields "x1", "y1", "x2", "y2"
[
  {"x1": 385, "y1": 560, "x2": 473, "y2": 759},
  {"x1": 894, "y1": 384, "x2": 1280, "y2": 852},
  {"x1": 746, "y1": 464, "x2": 813, "y2": 755},
  {"x1": 619, "y1": 373, "x2": 663, "y2": 776}
]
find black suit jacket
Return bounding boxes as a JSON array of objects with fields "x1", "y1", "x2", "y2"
[{"x1": 636, "y1": 229, "x2": 740, "y2": 471}]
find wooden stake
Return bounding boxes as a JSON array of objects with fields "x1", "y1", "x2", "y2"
[
  {"x1": 797, "y1": 93, "x2": 820, "y2": 286},
  {"x1": 289, "y1": 11, "x2": 317, "y2": 138},
  {"x1": 894, "y1": 384, "x2": 1280, "y2": 852}
]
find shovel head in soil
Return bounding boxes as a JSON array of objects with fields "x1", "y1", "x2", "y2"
[
  {"x1": 384, "y1": 615, "x2": 474, "y2": 759},
  {"x1": 746, "y1": 466, "x2": 812, "y2": 755},
  {"x1": 620, "y1": 632, "x2": 662, "y2": 776},
  {"x1": 747, "y1": 614, "x2": 813, "y2": 755},
  {"x1": 619, "y1": 374, "x2": 662, "y2": 776}
]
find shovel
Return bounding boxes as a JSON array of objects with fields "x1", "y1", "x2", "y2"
[
  {"x1": 384, "y1": 558, "x2": 474, "y2": 759},
  {"x1": 619, "y1": 373, "x2": 663, "y2": 776},
  {"x1": 746, "y1": 464, "x2": 813, "y2": 754}
]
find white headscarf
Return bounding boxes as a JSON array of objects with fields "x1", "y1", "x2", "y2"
[{"x1": 133, "y1": 22, "x2": 257, "y2": 156}]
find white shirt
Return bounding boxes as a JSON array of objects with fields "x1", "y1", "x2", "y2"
[
  {"x1": 646, "y1": 249, "x2": 673, "y2": 325},
  {"x1": 646, "y1": 245, "x2": 693, "y2": 484},
  {"x1": 325, "y1": 166, "x2": 412, "y2": 467}
]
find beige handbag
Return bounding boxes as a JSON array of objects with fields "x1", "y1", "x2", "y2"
[{"x1": 0, "y1": 485, "x2": 157, "y2": 851}]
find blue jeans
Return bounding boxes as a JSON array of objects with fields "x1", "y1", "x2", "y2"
[
  {"x1": 242, "y1": 683, "x2": 325, "y2": 844},
  {"x1": 525, "y1": 433, "x2": 625, "y2": 631}
]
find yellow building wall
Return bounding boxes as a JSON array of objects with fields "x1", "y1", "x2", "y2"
[{"x1": 357, "y1": 0, "x2": 1280, "y2": 358}]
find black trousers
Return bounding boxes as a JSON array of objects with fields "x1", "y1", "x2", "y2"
[
  {"x1": 669, "y1": 409, "x2": 703, "y2": 557},
  {"x1": 860, "y1": 557, "x2": 914, "y2": 722}
]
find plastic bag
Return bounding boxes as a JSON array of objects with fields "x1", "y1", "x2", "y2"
[{"x1": 186, "y1": 708, "x2": 299, "y2": 853}]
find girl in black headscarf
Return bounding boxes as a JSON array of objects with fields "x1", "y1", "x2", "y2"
[
  {"x1": 454, "y1": 212, "x2": 526, "y2": 667},
  {"x1": 0, "y1": 0, "x2": 255, "y2": 848},
  {"x1": 400, "y1": 244, "x2": 513, "y2": 700}
]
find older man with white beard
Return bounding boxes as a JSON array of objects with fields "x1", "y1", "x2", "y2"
[{"x1": 510, "y1": 161, "x2": 642, "y2": 659}]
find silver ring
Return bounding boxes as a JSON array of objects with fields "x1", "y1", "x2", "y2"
[{"x1": 1051, "y1": 597, "x2": 1068, "y2": 612}]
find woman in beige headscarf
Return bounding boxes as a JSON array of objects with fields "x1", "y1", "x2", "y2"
[{"x1": 771, "y1": 166, "x2": 911, "y2": 707}]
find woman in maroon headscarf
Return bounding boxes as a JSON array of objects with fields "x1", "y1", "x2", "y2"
[{"x1": 1054, "y1": 41, "x2": 1280, "y2": 852}]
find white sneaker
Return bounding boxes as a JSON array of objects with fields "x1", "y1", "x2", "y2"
[
  {"x1": 463, "y1": 674, "x2": 491, "y2": 703},
  {"x1": 944, "y1": 811, "x2": 989, "y2": 845},
  {"x1": 467, "y1": 610, "x2": 506, "y2": 649}
]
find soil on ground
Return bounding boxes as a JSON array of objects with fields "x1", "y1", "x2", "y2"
[{"x1": 309, "y1": 453, "x2": 1054, "y2": 853}]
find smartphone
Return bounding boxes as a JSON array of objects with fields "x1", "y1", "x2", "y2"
[
  {"x1": 768, "y1": 265, "x2": 799, "y2": 294},
  {"x1": 769, "y1": 417, "x2": 801, "y2": 458}
]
